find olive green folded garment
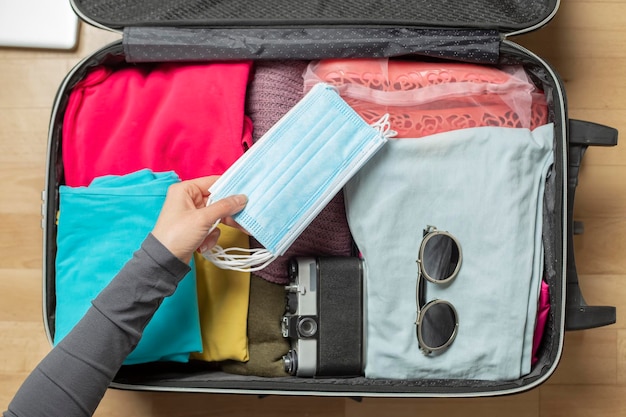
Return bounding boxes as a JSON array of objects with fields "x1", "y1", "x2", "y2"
[{"x1": 220, "y1": 274, "x2": 289, "y2": 377}]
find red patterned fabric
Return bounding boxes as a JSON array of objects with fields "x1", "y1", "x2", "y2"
[{"x1": 304, "y1": 59, "x2": 548, "y2": 138}]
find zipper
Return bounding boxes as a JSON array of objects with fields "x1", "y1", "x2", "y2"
[
  {"x1": 42, "y1": 41, "x2": 123, "y2": 347},
  {"x1": 71, "y1": 0, "x2": 558, "y2": 39},
  {"x1": 504, "y1": 0, "x2": 560, "y2": 38},
  {"x1": 502, "y1": 37, "x2": 568, "y2": 394},
  {"x1": 69, "y1": 0, "x2": 123, "y2": 34}
]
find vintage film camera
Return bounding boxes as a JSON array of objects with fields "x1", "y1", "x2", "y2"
[{"x1": 281, "y1": 256, "x2": 364, "y2": 377}]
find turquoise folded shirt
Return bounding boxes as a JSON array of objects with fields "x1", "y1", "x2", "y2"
[
  {"x1": 55, "y1": 169, "x2": 202, "y2": 364},
  {"x1": 345, "y1": 124, "x2": 554, "y2": 380}
]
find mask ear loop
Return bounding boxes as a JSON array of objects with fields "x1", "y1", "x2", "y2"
[
  {"x1": 200, "y1": 198, "x2": 277, "y2": 272},
  {"x1": 370, "y1": 113, "x2": 398, "y2": 139}
]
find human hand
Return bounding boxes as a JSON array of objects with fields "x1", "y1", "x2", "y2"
[{"x1": 151, "y1": 176, "x2": 247, "y2": 264}]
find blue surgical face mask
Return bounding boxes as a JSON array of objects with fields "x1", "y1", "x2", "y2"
[{"x1": 203, "y1": 83, "x2": 394, "y2": 271}]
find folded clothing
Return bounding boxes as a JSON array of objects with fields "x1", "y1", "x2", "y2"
[
  {"x1": 191, "y1": 224, "x2": 251, "y2": 363},
  {"x1": 246, "y1": 60, "x2": 309, "y2": 142},
  {"x1": 304, "y1": 59, "x2": 548, "y2": 138},
  {"x1": 344, "y1": 124, "x2": 554, "y2": 380},
  {"x1": 62, "y1": 61, "x2": 253, "y2": 187},
  {"x1": 55, "y1": 169, "x2": 202, "y2": 364},
  {"x1": 533, "y1": 280, "x2": 551, "y2": 365},
  {"x1": 220, "y1": 274, "x2": 290, "y2": 377}
]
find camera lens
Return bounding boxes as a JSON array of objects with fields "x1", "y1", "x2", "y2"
[
  {"x1": 297, "y1": 317, "x2": 318, "y2": 337},
  {"x1": 285, "y1": 292, "x2": 298, "y2": 314}
]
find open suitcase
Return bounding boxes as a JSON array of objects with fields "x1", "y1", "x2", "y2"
[{"x1": 42, "y1": 0, "x2": 618, "y2": 398}]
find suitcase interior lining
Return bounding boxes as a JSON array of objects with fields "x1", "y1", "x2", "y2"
[
  {"x1": 71, "y1": 0, "x2": 556, "y2": 31},
  {"x1": 45, "y1": 42, "x2": 564, "y2": 394}
]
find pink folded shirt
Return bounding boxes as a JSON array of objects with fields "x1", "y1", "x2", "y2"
[
  {"x1": 62, "y1": 61, "x2": 253, "y2": 186},
  {"x1": 532, "y1": 280, "x2": 551, "y2": 365}
]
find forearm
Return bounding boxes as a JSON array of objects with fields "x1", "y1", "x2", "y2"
[{"x1": 4, "y1": 234, "x2": 190, "y2": 417}]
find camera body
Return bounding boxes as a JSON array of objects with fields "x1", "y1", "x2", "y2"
[{"x1": 281, "y1": 256, "x2": 363, "y2": 377}]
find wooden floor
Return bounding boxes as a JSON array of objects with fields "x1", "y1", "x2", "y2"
[{"x1": 1, "y1": 1, "x2": 625, "y2": 415}]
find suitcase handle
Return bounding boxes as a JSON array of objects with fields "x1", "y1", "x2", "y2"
[{"x1": 565, "y1": 119, "x2": 618, "y2": 330}]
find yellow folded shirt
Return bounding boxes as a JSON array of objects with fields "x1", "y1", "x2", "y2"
[{"x1": 191, "y1": 224, "x2": 250, "y2": 362}]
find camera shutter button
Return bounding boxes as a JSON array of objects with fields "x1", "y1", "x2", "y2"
[{"x1": 288, "y1": 259, "x2": 299, "y2": 282}]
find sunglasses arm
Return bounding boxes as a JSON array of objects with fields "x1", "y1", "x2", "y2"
[{"x1": 415, "y1": 262, "x2": 427, "y2": 324}]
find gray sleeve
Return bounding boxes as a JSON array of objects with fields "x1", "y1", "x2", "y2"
[{"x1": 4, "y1": 233, "x2": 191, "y2": 417}]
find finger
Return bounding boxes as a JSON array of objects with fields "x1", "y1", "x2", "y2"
[
  {"x1": 185, "y1": 176, "x2": 220, "y2": 196},
  {"x1": 222, "y1": 216, "x2": 250, "y2": 235},
  {"x1": 198, "y1": 228, "x2": 221, "y2": 254},
  {"x1": 179, "y1": 176, "x2": 221, "y2": 208},
  {"x1": 202, "y1": 194, "x2": 247, "y2": 225}
]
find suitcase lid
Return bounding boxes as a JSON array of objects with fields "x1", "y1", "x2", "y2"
[{"x1": 70, "y1": 0, "x2": 559, "y2": 37}]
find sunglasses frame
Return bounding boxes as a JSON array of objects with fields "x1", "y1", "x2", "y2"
[{"x1": 415, "y1": 226, "x2": 462, "y2": 355}]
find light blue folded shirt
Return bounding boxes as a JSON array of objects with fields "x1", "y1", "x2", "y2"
[
  {"x1": 55, "y1": 169, "x2": 202, "y2": 365},
  {"x1": 344, "y1": 124, "x2": 554, "y2": 380}
]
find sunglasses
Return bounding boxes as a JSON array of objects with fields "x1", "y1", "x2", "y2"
[{"x1": 415, "y1": 226, "x2": 462, "y2": 355}]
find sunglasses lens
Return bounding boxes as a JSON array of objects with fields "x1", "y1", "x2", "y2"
[
  {"x1": 419, "y1": 301, "x2": 457, "y2": 351},
  {"x1": 421, "y1": 234, "x2": 460, "y2": 282}
]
